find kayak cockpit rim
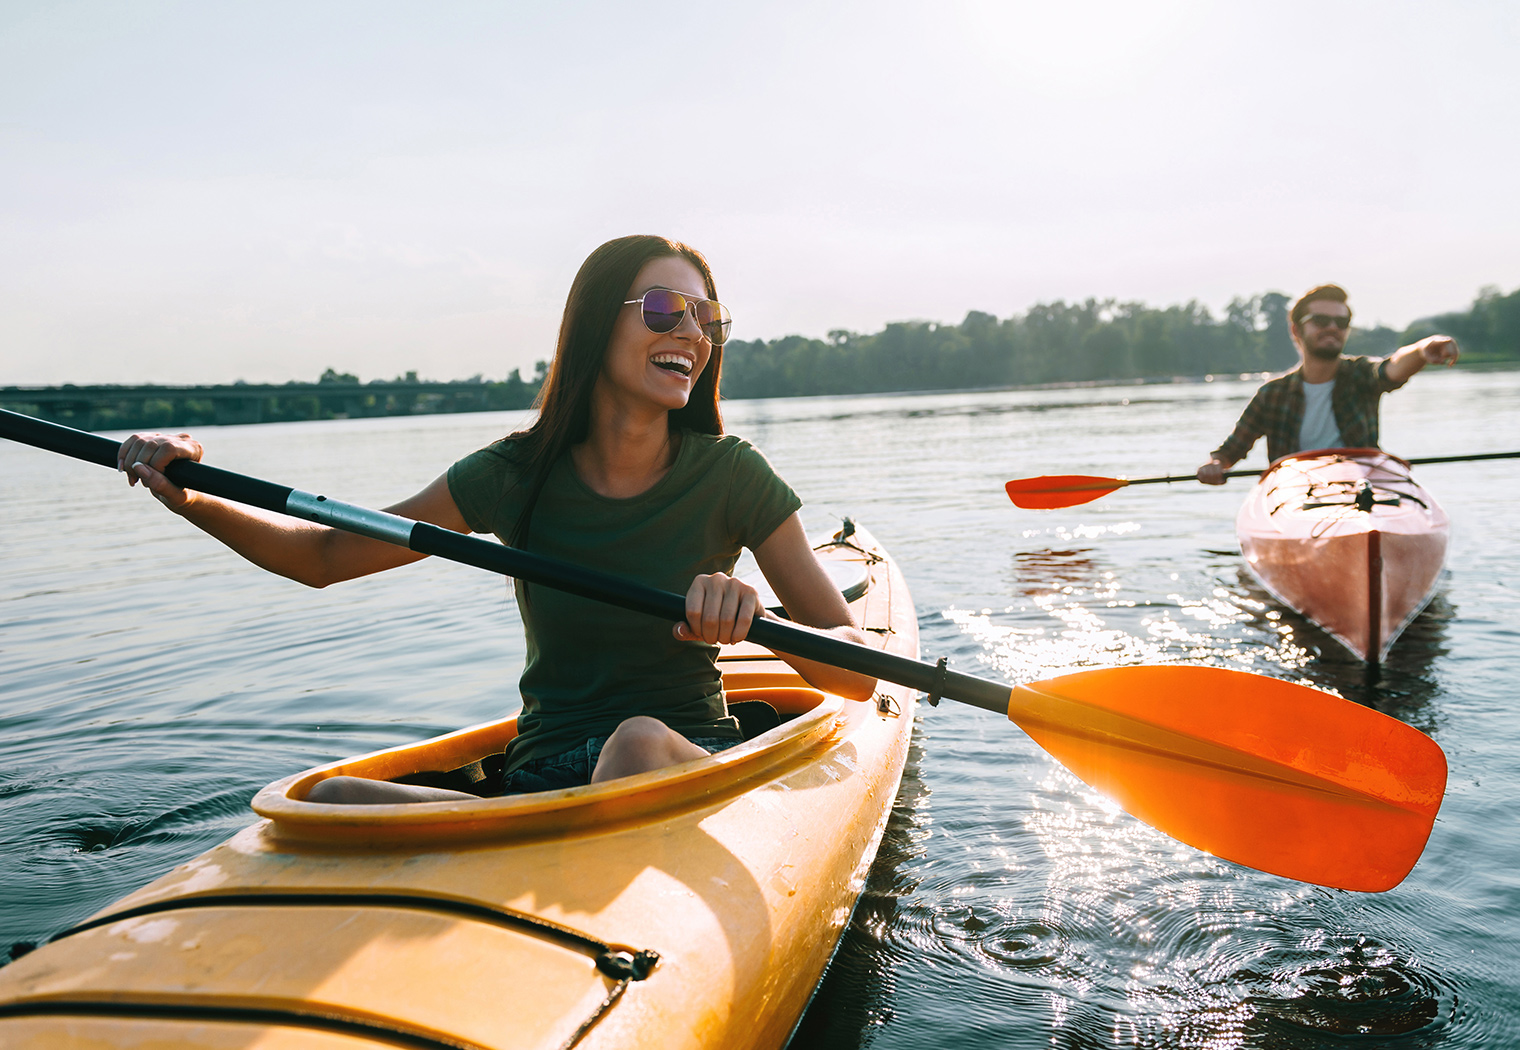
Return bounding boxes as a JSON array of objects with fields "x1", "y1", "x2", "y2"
[{"x1": 250, "y1": 687, "x2": 864, "y2": 843}]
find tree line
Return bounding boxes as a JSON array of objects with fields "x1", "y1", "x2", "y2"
[
  {"x1": 716, "y1": 283, "x2": 1519, "y2": 400},
  {"x1": 8, "y1": 285, "x2": 1514, "y2": 431}
]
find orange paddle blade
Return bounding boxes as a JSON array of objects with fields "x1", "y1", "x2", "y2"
[
  {"x1": 1004, "y1": 475, "x2": 1128, "y2": 509},
  {"x1": 1006, "y1": 665, "x2": 1445, "y2": 891}
]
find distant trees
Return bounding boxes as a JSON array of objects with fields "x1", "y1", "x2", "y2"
[
  {"x1": 12, "y1": 288, "x2": 1514, "y2": 430},
  {"x1": 718, "y1": 286, "x2": 1519, "y2": 399},
  {"x1": 1400, "y1": 285, "x2": 1520, "y2": 364}
]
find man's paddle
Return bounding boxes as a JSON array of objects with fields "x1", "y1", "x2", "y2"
[
  {"x1": 1006, "y1": 450, "x2": 1520, "y2": 509},
  {"x1": 0, "y1": 408, "x2": 1446, "y2": 892}
]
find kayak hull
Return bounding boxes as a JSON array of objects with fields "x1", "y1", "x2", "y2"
[
  {"x1": 1236, "y1": 449, "x2": 1448, "y2": 663},
  {"x1": 0, "y1": 523, "x2": 918, "y2": 1050}
]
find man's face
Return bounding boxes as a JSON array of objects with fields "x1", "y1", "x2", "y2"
[{"x1": 1293, "y1": 299, "x2": 1351, "y2": 362}]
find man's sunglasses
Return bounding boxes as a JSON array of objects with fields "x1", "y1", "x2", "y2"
[
  {"x1": 1302, "y1": 313, "x2": 1351, "y2": 330},
  {"x1": 624, "y1": 289, "x2": 732, "y2": 346}
]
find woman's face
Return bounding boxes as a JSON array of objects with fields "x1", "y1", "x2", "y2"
[{"x1": 599, "y1": 255, "x2": 713, "y2": 416}]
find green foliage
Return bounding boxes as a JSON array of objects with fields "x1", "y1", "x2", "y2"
[
  {"x1": 719, "y1": 285, "x2": 1520, "y2": 399},
  {"x1": 11, "y1": 287, "x2": 1513, "y2": 429},
  {"x1": 1402, "y1": 285, "x2": 1520, "y2": 363}
]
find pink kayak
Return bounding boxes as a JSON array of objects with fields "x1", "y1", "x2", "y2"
[{"x1": 1236, "y1": 448, "x2": 1449, "y2": 663}]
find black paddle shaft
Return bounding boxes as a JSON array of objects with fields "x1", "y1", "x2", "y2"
[
  {"x1": 0, "y1": 409, "x2": 1012, "y2": 715},
  {"x1": 1133, "y1": 449, "x2": 1520, "y2": 487}
]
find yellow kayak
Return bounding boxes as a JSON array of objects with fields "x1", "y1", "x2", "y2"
[{"x1": 0, "y1": 522, "x2": 918, "y2": 1050}]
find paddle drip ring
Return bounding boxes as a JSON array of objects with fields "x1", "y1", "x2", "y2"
[{"x1": 925, "y1": 656, "x2": 947, "y2": 707}]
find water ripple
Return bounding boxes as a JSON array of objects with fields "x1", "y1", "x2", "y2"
[{"x1": 6, "y1": 384, "x2": 1520, "y2": 1049}]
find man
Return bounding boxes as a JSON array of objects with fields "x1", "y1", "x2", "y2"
[{"x1": 1197, "y1": 284, "x2": 1459, "y2": 484}]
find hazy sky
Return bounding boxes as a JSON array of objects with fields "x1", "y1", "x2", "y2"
[{"x1": 4, "y1": 1, "x2": 1518, "y2": 386}]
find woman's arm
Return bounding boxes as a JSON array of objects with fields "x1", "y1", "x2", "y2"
[
  {"x1": 677, "y1": 513, "x2": 877, "y2": 701},
  {"x1": 119, "y1": 432, "x2": 471, "y2": 588},
  {"x1": 752, "y1": 515, "x2": 878, "y2": 700}
]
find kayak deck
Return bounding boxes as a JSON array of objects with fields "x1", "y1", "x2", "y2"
[
  {"x1": 1236, "y1": 449, "x2": 1448, "y2": 663},
  {"x1": 0, "y1": 522, "x2": 919, "y2": 1050}
]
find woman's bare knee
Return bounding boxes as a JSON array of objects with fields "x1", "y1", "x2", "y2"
[
  {"x1": 593, "y1": 718, "x2": 707, "y2": 782},
  {"x1": 305, "y1": 775, "x2": 476, "y2": 805}
]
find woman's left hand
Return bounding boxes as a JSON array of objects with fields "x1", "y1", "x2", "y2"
[{"x1": 675, "y1": 573, "x2": 762, "y2": 645}]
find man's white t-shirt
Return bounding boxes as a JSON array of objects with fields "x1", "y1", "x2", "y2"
[{"x1": 1298, "y1": 378, "x2": 1341, "y2": 451}]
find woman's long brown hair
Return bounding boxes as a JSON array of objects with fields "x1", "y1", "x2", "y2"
[{"x1": 504, "y1": 235, "x2": 725, "y2": 548}]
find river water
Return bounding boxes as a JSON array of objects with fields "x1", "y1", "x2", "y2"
[{"x1": 3, "y1": 368, "x2": 1518, "y2": 1048}]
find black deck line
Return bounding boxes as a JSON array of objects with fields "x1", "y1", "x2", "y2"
[
  {"x1": 50, "y1": 890, "x2": 617, "y2": 957},
  {"x1": 0, "y1": 1000, "x2": 482, "y2": 1050}
]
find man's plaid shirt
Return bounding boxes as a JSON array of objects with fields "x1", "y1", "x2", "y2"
[{"x1": 1212, "y1": 355, "x2": 1407, "y2": 466}]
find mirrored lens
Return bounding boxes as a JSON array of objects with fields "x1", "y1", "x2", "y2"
[
  {"x1": 638, "y1": 290, "x2": 731, "y2": 344},
  {"x1": 693, "y1": 300, "x2": 732, "y2": 346},
  {"x1": 640, "y1": 289, "x2": 688, "y2": 334}
]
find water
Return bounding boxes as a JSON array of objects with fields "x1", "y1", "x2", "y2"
[{"x1": 3, "y1": 369, "x2": 1518, "y2": 1047}]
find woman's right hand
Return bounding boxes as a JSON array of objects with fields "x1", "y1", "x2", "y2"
[
  {"x1": 117, "y1": 432, "x2": 204, "y2": 512},
  {"x1": 675, "y1": 572, "x2": 763, "y2": 645}
]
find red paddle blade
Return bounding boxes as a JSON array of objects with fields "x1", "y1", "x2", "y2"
[
  {"x1": 1005, "y1": 475, "x2": 1127, "y2": 509},
  {"x1": 1006, "y1": 665, "x2": 1446, "y2": 892}
]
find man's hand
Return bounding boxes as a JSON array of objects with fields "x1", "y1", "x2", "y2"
[
  {"x1": 1413, "y1": 335, "x2": 1460, "y2": 366},
  {"x1": 1197, "y1": 460, "x2": 1229, "y2": 486},
  {"x1": 1385, "y1": 334, "x2": 1460, "y2": 383}
]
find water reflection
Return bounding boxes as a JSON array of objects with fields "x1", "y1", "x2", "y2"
[
  {"x1": 1242, "y1": 933, "x2": 1452, "y2": 1046},
  {"x1": 1227, "y1": 570, "x2": 1451, "y2": 733},
  {"x1": 8, "y1": 380, "x2": 1517, "y2": 1050},
  {"x1": 722, "y1": 386, "x2": 1233, "y2": 432},
  {"x1": 789, "y1": 734, "x2": 933, "y2": 1049},
  {"x1": 914, "y1": 532, "x2": 1462, "y2": 1049}
]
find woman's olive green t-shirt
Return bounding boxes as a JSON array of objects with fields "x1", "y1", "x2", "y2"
[{"x1": 446, "y1": 431, "x2": 801, "y2": 772}]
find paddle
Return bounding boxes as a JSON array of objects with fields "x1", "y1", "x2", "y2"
[
  {"x1": 1006, "y1": 450, "x2": 1520, "y2": 509},
  {"x1": 0, "y1": 408, "x2": 1446, "y2": 892}
]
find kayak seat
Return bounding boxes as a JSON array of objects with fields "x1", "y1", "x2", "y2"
[
  {"x1": 730, "y1": 699, "x2": 782, "y2": 740},
  {"x1": 383, "y1": 688, "x2": 819, "y2": 797},
  {"x1": 387, "y1": 705, "x2": 784, "y2": 796},
  {"x1": 391, "y1": 753, "x2": 507, "y2": 797}
]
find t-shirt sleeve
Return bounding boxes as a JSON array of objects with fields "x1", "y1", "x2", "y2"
[
  {"x1": 725, "y1": 440, "x2": 803, "y2": 550},
  {"x1": 446, "y1": 441, "x2": 521, "y2": 536},
  {"x1": 1212, "y1": 385, "x2": 1271, "y2": 465},
  {"x1": 1373, "y1": 355, "x2": 1409, "y2": 393}
]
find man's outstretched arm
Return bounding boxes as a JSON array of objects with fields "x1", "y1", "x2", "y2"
[{"x1": 1384, "y1": 335, "x2": 1460, "y2": 385}]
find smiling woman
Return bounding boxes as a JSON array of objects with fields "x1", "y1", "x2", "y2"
[{"x1": 112, "y1": 233, "x2": 877, "y2": 802}]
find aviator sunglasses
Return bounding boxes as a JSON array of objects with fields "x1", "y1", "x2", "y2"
[
  {"x1": 1302, "y1": 313, "x2": 1351, "y2": 330},
  {"x1": 624, "y1": 289, "x2": 732, "y2": 346}
]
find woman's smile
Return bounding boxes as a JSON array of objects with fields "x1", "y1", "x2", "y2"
[{"x1": 650, "y1": 351, "x2": 695, "y2": 377}]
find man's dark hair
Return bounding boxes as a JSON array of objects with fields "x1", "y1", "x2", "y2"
[{"x1": 1291, "y1": 284, "x2": 1352, "y2": 328}]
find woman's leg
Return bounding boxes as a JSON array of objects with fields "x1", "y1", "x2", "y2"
[
  {"x1": 305, "y1": 775, "x2": 480, "y2": 804},
  {"x1": 591, "y1": 716, "x2": 709, "y2": 783}
]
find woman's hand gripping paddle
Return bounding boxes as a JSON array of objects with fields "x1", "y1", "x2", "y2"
[{"x1": 0, "y1": 408, "x2": 1447, "y2": 891}]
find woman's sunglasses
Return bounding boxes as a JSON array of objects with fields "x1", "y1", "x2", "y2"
[{"x1": 624, "y1": 289, "x2": 732, "y2": 346}]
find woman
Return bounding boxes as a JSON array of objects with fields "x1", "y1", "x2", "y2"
[{"x1": 117, "y1": 235, "x2": 876, "y2": 803}]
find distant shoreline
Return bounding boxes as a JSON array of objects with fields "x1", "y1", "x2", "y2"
[
  {"x1": 9, "y1": 281, "x2": 1515, "y2": 430},
  {"x1": 6, "y1": 363, "x2": 1509, "y2": 432}
]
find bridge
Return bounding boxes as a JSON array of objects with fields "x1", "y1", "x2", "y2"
[{"x1": 0, "y1": 380, "x2": 539, "y2": 431}]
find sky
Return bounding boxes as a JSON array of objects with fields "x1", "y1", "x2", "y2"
[{"x1": 3, "y1": 0, "x2": 1518, "y2": 386}]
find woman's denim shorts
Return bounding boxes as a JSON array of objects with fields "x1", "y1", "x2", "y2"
[{"x1": 500, "y1": 734, "x2": 738, "y2": 795}]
